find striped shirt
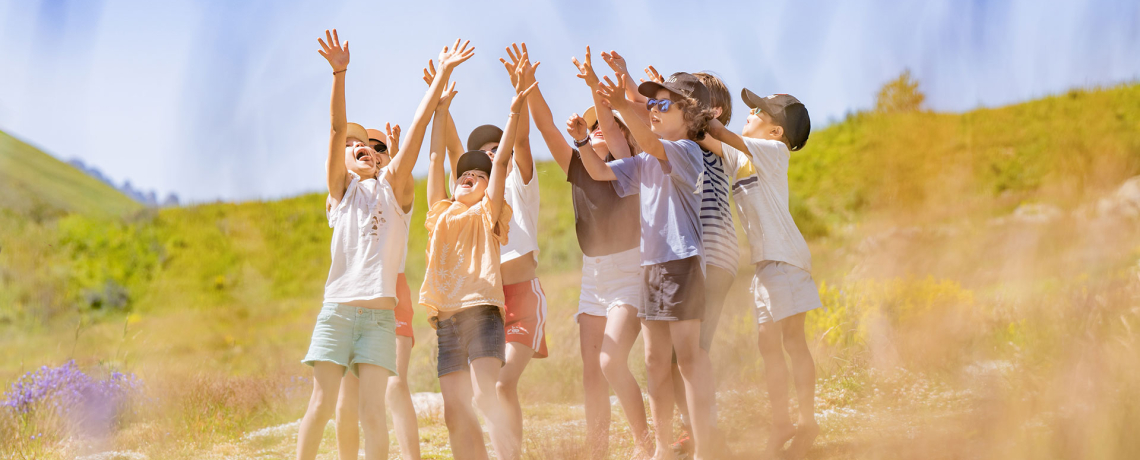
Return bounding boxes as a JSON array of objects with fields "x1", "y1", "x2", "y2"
[{"x1": 700, "y1": 149, "x2": 740, "y2": 272}]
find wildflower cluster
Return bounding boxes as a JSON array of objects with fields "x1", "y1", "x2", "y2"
[{"x1": 1, "y1": 361, "x2": 140, "y2": 441}]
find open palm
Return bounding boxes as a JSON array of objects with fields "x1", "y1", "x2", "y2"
[{"x1": 317, "y1": 29, "x2": 349, "y2": 71}]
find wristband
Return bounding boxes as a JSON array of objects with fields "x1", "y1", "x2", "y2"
[
  {"x1": 574, "y1": 136, "x2": 590, "y2": 148},
  {"x1": 333, "y1": 69, "x2": 347, "y2": 75}
]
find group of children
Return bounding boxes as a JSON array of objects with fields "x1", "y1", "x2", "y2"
[{"x1": 298, "y1": 30, "x2": 823, "y2": 460}]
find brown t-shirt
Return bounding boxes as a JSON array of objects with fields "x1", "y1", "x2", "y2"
[{"x1": 567, "y1": 149, "x2": 640, "y2": 257}]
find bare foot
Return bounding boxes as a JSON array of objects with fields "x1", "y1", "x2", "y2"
[
  {"x1": 786, "y1": 420, "x2": 820, "y2": 460},
  {"x1": 630, "y1": 444, "x2": 653, "y2": 460},
  {"x1": 766, "y1": 423, "x2": 796, "y2": 458}
]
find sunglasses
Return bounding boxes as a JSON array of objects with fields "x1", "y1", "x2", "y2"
[
  {"x1": 589, "y1": 122, "x2": 600, "y2": 132},
  {"x1": 749, "y1": 107, "x2": 763, "y2": 117},
  {"x1": 369, "y1": 140, "x2": 388, "y2": 154},
  {"x1": 646, "y1": 98, "x2": 674, "y2": 113}
]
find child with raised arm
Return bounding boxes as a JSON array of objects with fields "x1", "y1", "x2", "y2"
[
  {"x1": 698, "y1": 89, "x2": 820, "y2": 460},
  {"x1": 420, "y1": 59, "x2": 536, "y2": 460},
  {"x1": 325, "y1": 124, "x2": 424, "y2": 460},
  {"x1": 298, "y1": 30, "x2": 460, "y2": 460},
  {"x1": 579, "y1": 71, "x2": 717, "y2": 460},
  {"x1": 522, "y1": 45, "x2": 651, "y2": 459},
  {"x1": 423, "y1": 44, "x2": 550, "y2": 445}
]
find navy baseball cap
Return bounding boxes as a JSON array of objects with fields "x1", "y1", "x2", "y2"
[
  {"x1": 741, "y1": 89, "x2": 811, "y2": 151},
  {"x1": 466, "y1": 124, "x2": 503, "y2": 152},
  {"x1": 638, "y1": 72, "x2": 711, "y2": 107},
  {"x1": 455, "y1": 150, "x2": 493, "y2": 178}
]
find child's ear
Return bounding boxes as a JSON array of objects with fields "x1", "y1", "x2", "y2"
[{"x1": 772, "y1": 125, "x2": 784, "y2": 140}]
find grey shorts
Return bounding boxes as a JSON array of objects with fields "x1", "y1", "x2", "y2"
[
  {"x1": 434, "y1": 305, "x2": 506, "y2": 377},
  {"x1": 752, "y1": 261, "x2": 822, "y2": 324},
  {"x1": 640, "y1": 256, "x2": 706, "y2": 322}
]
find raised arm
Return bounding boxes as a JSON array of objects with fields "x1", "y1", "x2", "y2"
[
  {"x1": 318, "y1": 29, "x2": 350, "y2": 202},
  {"x1": 388, "y1": 39, "x2": 473, "y2": 209},
  {"x1": 525, "y1": 59, "x2": 573, "y2": 176},
  {"x1": 422, "y1": 62, "x2": 467, "y2": 182},
  {"x1": 502, "y1": 43, "x2": 535, "y2": 184},
  {"x1": 702, "y1": 118, "x2": 747, "y2": 158},
  {"x1": 575, "y1": 47, "x2": 632, "y2": 160},
  {"x1": 596, "y1": 74, "x2": 666, "y2": 161},
  {"x1": 601, "y1": 50, "x2": 652, "y2": 125},
  {"x1": 567, "y1": 113, "x2": 617, "y2": 181},
  {"x1": 487, "y1": 64, "x2": 538, "y2": 223},
  {"x1": 427, "y1": 84, "x2": 458, "y2": 207}
]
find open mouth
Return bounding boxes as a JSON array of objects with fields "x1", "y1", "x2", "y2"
[
  {"x1": 650, "y1": 115, "x2": 661, "y2": 124},
  {"x1": 459, "y1": 175, "x2": 477, "y2": 189},
  {"x1": 354, "y1": 148, "x2": 370, "y2": 161},
  {"x1": 592, "y1": 131, "x2": 604, "y2": 140}
]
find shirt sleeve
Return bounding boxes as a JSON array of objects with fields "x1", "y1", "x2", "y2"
[
  {"x1": 660, "y1": 139, "x2": 703, "y2": 191},
  {"x1": 327, "y1": 175, "x2": 359, "y2": 228},
  {"x1": 739, "y1": 137, "x2": 789, "y2": 179},
  {"x1": 424, "y1": 200, "x2": 452, "y2": 232},
  {"x1": 481, "y1": 197, "x2": 512, "y2": 246},
  {"x1": 608, "y1": 154, "x2": 643, "y2": 198}
]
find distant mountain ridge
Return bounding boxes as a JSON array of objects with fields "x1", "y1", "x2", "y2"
[{"x1": 66, "y1": 158, "x2": 180, "y2": 207}]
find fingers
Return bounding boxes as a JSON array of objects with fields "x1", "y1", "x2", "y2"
[
  {"x1": 332, "y1": 29, "x2": 340, "y2": 48},
  {"x1": 342, "y1": 41, "x2": 349, "y2": 56},
  {"x1": 584, "y1": 45, "x2": 592, "y2": 65},
  {"x1": 325, "y1": 30, "x2": 334, "y2": 49},
  {"x1": 519, "y1": 81, "x2": 539, "y2": 98},
  {"x1": 571, "y1": 56, "x2": 582, "y2": 71}
]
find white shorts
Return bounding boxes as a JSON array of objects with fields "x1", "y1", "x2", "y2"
[
  {"x1": 577, "y1": 247, "x2": 642, "y2": 322},
  {"x1": 751, "y1": 261, "x2": 822, "y2": 324}
]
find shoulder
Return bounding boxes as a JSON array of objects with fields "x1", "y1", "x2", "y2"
[{"x1": 744, "y1": 137, "x2": 789, "y2": 158}]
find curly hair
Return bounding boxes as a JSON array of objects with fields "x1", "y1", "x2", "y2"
[
  {"x1": 673, "y1": 95, "x2": 717, "y2": 141},
  {"x1": 694, "y1": 72, "x2": 732, "y2": 126}
]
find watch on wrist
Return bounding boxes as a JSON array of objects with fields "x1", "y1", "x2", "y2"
[{"x1": 574, "y1": 136, "x2": 590, "y2": 148}]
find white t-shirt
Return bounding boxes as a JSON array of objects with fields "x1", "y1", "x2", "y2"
[
  {"x1": 500, "y1": 158, "x2": 540, "y2": 263},
  {"x1": 324, "y1": 168, "x2": 413, "y2": 303},
  {"x1": 721, "y1": 138, "x2": 812, "y2": 272}
]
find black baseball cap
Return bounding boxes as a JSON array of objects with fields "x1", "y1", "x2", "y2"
[
  {"x1": 466, "y1": 124, "x2": 503, "y2": 152},
  {"x1": 455, "y1": 150, "x2": 493, "y2": 178},
  {"x1": 638, "y1": 72, "x2": 711, "y2": 107},
  {"x1": 741, "y1": 89, "x2": 811, "y2": 151}
]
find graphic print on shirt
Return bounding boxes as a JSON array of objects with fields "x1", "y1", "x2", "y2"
[
  {"x1": 430, "y1": 242, "x2": 466, "y2": 301},
  {"x1": 360, "y1": 207, "x2": 387, "y2": 240}
]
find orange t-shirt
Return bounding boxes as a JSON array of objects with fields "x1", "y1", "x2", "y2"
[{"x1": 419, "y1": 196, "x2": 513, "y2": 318}]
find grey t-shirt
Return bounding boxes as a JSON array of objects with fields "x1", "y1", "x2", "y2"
[{"x1": 609, "y1": 139, "x2": 705, "y2": 266}]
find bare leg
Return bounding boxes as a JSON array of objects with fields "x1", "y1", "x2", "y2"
[
  {"x1": 387, "y1": 336, "x2": 421, "y2": 460},
  {"x1": 497, "y1": 342, "x2": 535, "y2": 445},
  {"x1": 335, "y1": 373, "x2": 360, "y2": 460},
  {"x1": 642, "y1": 320, "x2": 675, "y2": 460},
  {"x1": 440, "y1": 369, "x2": 488, "y2": 460},
  {"x1": 601, "y1": 305, "x2": 652, "y2": 458},
  {"x1": 758, "y1": 322, "x2": 794, "y2": 456},
  {"x1": 472, "y1": 357, "x2": 519, "y2": 460},
  {"x1": 356, "y1": 364, "x2": 391, "y2": 460},
  {"x1": 781, "y1": 313, "x2": 818, "y2": 460},
  {"x1": 297, "y1": 361, "x2": 345, "y2": 460},
  {"x1": 670, "y1": 320, "x2": 715, "y2": 460},
  {"x1": 579, "y1": 314, "x2": 611, "y2": 460}
]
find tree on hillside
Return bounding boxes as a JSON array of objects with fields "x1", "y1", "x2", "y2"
[{"x1": 875, "y1": 69, "x2": 926, "y2": 113}]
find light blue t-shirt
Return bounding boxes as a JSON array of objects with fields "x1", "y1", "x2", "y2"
[{"x1": 610, "y1": 139, "x2": 705, "y2": 266}]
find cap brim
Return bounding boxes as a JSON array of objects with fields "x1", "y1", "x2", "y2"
[
  {"x1": 456, "y1": 150, "x2": 494, "y2": 177},
  {"x1": 638, "y1": 80, "x2": 679, "y2": 100},
  {"x1": 346, "y1": 123, "x2": 370, "y2": 143},
  {"x1": 467, "y1": 125, "x2": 504, "y2": 152}
]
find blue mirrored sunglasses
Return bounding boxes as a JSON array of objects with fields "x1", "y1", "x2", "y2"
[{"x1": 646, "y1": 98, "x2": 673, "y2": 113}]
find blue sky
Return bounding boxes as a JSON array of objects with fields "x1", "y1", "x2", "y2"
[{"x1": 1, "y1": 0, "x2": 1137, "y2": 203}]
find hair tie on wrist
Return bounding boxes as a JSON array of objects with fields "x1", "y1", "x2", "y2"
[{"x1": 333, "y1": 69, "x2": 347, "y2": 75}]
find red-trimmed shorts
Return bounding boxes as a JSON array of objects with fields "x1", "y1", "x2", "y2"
[
  {"x1": 503, "y1": 278, "x2": 549, "y2": 358},
  {"x1": 395, "y1": 273, "x2": 414, "y2": 344}
]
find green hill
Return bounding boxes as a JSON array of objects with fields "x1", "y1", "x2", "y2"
[{"x1": 0, "y1": 130, "x2": 142, "y2": 220}]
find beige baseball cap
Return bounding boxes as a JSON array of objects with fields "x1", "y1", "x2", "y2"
[
  {"x1": 583, "y1": 106, "x2": 626, "y2": 129},
  {"x1": 346, "y1": 122, "x2": 370, "y2": 144}
]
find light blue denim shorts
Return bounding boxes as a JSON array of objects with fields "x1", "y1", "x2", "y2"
[{"x1": 302, "y1": 303, "x2": 398, "y2": 376}]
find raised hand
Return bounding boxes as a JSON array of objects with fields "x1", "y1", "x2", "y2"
[
  {"x1": 642, "y1": 65, "x2": 664, "y2": 84},
  {"x1": 317, "y1": 29, "x2": 350, "y2": 72},
  {"x1": 439, "y1": 81, "x2": 459, "y2": 109},
  {"x1": 438, "y1": 39, "x2": 475, "y2": 71},
  {"x1": 385, "y1": 123, "x2": 401, "y2": 158},
  {"x1": 571, "y1": 46, "x2": 600, "y2": 89},
  {"x1": 566, "y1": 113, "x2": 588, "y2": 140},
  {"x1": 510, "y1": 62, "x2": 539, "y2": 114},
  {"x1": 422, "y1": 60, "x2": 437, "y2": 86},
  {"x1": 600, "y1": 50, "x2": 628, "y2": 76},
  {"x1": 595, "y1": 74, "x2": 629, "y2": 109}
]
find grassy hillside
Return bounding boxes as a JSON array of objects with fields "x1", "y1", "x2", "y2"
[
  {"x1": 0, "y1": 130, "x2": 142, "y2": 220},
  {"x1": 2, "y1": 84, "x2": 1139, "y2": 459}
]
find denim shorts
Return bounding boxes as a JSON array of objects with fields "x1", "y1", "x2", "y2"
[
  {"x1": 434, "y1": 305, "x2": 506, "y2": 377},
  {"x1": 302, "y1": 303, "x2": 398, "y2": 377},
  {"x1": 640, "y1": 256, "x2": 706, "y2": 321}
]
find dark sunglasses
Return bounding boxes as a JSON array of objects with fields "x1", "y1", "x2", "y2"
[
  {"x1": 589, "y1": 122, "x2": 600, "y2": 132},
  {"x1": 368, "y1": 140, "x2": 388, "y2": 154},
  {"x1": 646, "y1": 98, "x2": 673, "y2": 113}
]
